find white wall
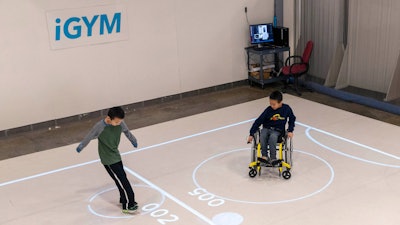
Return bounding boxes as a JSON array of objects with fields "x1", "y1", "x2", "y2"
[
  {"x1": 283, "y1": 0, "x2": 295, "y2": 59},
  {"x1": 0, "y1": 0, "x2": 274, "y2": 131}
]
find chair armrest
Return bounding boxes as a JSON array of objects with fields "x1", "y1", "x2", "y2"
[{"x1": 285, "y1": 55, "x2": 303, "y2": 66}]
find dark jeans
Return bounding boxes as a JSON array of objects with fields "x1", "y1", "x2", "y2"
[
  {"x1": 104, "y1": 161, "x2": 136, "y2": 208},
  {"x1": 260, "y1": 128, "x2": 282, "y2": 160}
]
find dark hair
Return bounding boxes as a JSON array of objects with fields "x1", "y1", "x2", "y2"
[
  {"x1": 108, "y1": 107, "x2": 125, "y2": 119},
  {"x1": 269, "y1": 90, "x2": 283, "y2": 102}
]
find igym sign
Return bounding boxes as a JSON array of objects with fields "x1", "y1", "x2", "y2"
[
  {"x1": 47, "y1": 5, "x2": 128, "y2": 49},
  {"x1": 54, "y1": 13, "x2": 121, "y2": 40}
]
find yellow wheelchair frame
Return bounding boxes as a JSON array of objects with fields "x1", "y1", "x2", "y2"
[{"x1": 248, "y1": 129, "x2": 293, "y2": 179}]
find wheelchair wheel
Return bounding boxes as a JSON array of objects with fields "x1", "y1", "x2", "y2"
[
  {"x1": 249, "y1": 168, "x2": 257, "y2": 178},
  {"x1": 284, "y1": 137, "x2": 293, "y2": 167},
  {"x1": 250, "y1": 130, "x2": 260, "y2": 162},
  {"x1": 250, "y1": 141, "x2": 257, "y2": 163},
  {"x1": 282, "y1": 170, "x2": 291, "y2": 180}
]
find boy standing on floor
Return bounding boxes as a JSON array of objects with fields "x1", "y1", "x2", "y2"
[
  {"x1": 76, "y1": 106, "x2": 138, "y2": 214},
  {"x1": 247, "y1": 91, "x2": 296, "y2": 165}
]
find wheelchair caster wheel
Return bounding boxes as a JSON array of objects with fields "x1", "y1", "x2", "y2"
[
  {"x1": 249, "y1": 169, "x2": 257, "y2": 178},
  {"x1": 282, "y1": 171, "x2": 291, "y2": 180}
]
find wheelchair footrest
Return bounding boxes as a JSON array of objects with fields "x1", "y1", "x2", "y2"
[
  {"x1": 257, "y1": 158, "x2": 282, "y2": 167},
  {"x1": 272, "y1": 159, "x2": 283, "y2": 166},
  {"x1": 257, "y1": 157, "x2": 269, "y2": 163}
]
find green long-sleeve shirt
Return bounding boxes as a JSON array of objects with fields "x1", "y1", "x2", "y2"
[{"x1": 77, "y1": 120, "x2": 137, "y2": 165}]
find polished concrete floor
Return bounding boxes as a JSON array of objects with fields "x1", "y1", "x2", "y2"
[
  {"x1": 2, "y1": 94, "x2": 400, "y2": 225},
  {"x1": 0, "y1": 83, "x2": 399, "y2": 160}
]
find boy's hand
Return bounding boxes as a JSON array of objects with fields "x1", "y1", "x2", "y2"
[
  {"x1": 287, "y1": 132, "x2": 294, "y2": 138},
  {"x1": 247, "y1": 136, "x2": 253, "y2": 144},
  {"x1": 76, "y1": 147, "x2": 82, "y2": 153}
]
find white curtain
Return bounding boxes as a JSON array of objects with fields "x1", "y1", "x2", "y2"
[
  {"x1": 297, "y1": 0, "x2": 345, "y2": 81},
  {"x1": 345, "y1": 0, "x2": 400, "y2": 93},
  {"x1": 298, "y1": 0, "x2": 400, "y2": 96}
]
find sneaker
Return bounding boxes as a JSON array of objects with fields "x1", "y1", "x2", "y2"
[
  {"x1": 122, "y1": 202, "x2": 138, "y2": 214},
  {"x1": 271, "y1": 159, "x2": 281, "y2": 166},
  {"x1": 258, "y1": 157, "x2": 270, "y2": 163},
  {"x1": 258, "y1": 157, "x2": 271, "y2": 167}
]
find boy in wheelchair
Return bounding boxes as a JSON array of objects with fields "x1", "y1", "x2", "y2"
[{"x1": 247, "y1": 91, "x2": 296, "y2": 166}]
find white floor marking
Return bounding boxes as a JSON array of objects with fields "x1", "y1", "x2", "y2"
[
  {"x1": 305, "y1": 127, "x2": 400, "y2": 168},
  {"x1": 120, "y1": 119, "x2": 255, "y2": 156},
  {"x1": 297, "y1": 122, "x2": 400, "y2": 160},
  {"x1": 192, "y1": 148, "x2": 335, "y2": 204},
  {"x1": 124, "y1": 166, "x2": 216, "y2": 225},
  {"x1": 87, "y1": 184, "x2": 166, "y2": 219},
  {"x1": 87, "y1": 187, "x2": 133, "y2": 219},
  {"x1": 0, "y1": 119, "x2": 254, "y2": 187},
  {"x1": 0, "y1": 159, "x2": 99, "y2": 187},
  {"x1": 0, "y1": 119, "x2": 395, "y2": 189}
]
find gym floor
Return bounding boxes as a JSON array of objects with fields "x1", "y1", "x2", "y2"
[
  {"x1": 1, "y1": 85, "x2": 400, "y2": 225},
  {"x1": 0, "y1": 83, "x2": 399, "y2": 160}
]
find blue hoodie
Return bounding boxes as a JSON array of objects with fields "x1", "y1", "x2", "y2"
[{"x1": 249, "y1": 103, "x2": 296, "y2": 135}]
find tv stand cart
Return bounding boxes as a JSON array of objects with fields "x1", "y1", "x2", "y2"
[{"x1": 245, "y1": 46, "x2": 290, "y2": 88}]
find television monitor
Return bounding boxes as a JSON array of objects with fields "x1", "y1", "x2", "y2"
[{"x1": 250, "y1": 23, "x2": 274, "y2": 45}]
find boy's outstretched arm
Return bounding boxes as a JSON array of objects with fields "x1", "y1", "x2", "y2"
[
  {"x1": 121, "y1": 121, "x2": 138, "y2": 148},
  {"x1": 76, "y1": 121, "x2": 105, "y2": 153}
]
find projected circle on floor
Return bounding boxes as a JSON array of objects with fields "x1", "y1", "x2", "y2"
[
  {"x1": 88, "y1": 184, "x2": 165, "y2": 219},
  {"x1": 192, "y1": 148, "x2": 334, "y2": 204}
]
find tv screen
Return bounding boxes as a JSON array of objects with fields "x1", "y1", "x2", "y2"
[{"x1": 250, "y1": 23, "x2": 274, "y2": 45}]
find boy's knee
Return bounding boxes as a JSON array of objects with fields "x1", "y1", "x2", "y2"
[{"x1": 268, "y1": 135, "x2": 278, "y2": 143}]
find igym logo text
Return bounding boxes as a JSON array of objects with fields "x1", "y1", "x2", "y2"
[{"x1": 54, "y1": 12, "x2": 121, "y2": 40}]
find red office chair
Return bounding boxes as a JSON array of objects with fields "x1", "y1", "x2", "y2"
[{"x1": 281, "y1": 40, "x2": 314, "y2": 96}]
